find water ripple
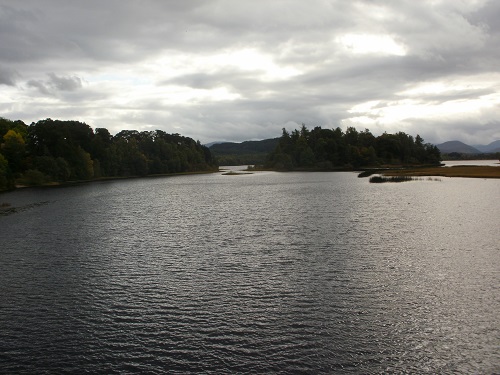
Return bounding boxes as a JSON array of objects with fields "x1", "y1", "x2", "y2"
[{"x1": 0, "y1": 173, "x2": 498, "y2": 373}]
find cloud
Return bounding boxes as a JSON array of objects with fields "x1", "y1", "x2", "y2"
[
  {"x1": 0, "y1": 0, "x2": 499, "y2": 144},
  {"x1": 47, "y1": 73, "x2": 82, "y2": 91},
  {"x1": 0, "y1": 67, "x2": 18, "y2": 86},
  {"x1": 27, "y1": 73, "x2": 83, "y2": 95},
  {"x1": 26, "y1": 79, "x2": 51, "y2": 95}
]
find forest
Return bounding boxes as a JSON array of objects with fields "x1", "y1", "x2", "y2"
[
  {"x1": 265, "y1": 124, "x2": 441, "y2": 170},
  {"x1": 0, "y1": 118, "x2": 443, "y2": 192},
  {"x1": 0, "y1": 117, "x2": 218, "y2": 191}
]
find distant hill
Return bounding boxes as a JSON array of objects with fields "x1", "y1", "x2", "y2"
[
  {"x1": 473, "y1": 140, "x2": 500, "y2": 153},
  {"x1": 210, "y1": 138, "x2": 279, "y2": 155},
  {"x1": 209, "y1": 138, "x2": 279, "y2": 165},
  {"x1": 204, "y1": 141, "x2": 223, "y2": 148},
  {"x1": 436, "y1": 141, "x2": 482, "y2": 154}
]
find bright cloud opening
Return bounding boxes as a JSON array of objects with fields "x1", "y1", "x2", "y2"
[
  {"x1": 345, "y1": 96, "x2": 499, "y2": 128},
  {"x1": 399, "y1": 74, "x2": 500, "y2": 96},
  {"x1": 348, "y1": 100, "x2": 381, "y2": 113},
  {"x1": 148, "y1": 49, "x2": 301, "y2": 82},
  {"x1": 337, "y1": 34, "x2": 407, "y2": 56},
  {"x1": 205, "y1": 49, "x2": 301, "y2": 80}
]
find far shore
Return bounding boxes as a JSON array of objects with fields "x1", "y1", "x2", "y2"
[
  {"x1": 247, "y1": 163, "x2": 500, "y2": 179},
  {"x1": 4, "y1": 164, "x2": 499, "y2": 196}
]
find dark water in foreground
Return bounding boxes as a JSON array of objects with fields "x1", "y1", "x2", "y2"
[{"x1": 1, "y1": 171, "x2": 499, "y2": 374}]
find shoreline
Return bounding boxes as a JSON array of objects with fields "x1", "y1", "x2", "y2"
[{"x1": 2, "y1": 169, "x2": 220, "y2": 194}]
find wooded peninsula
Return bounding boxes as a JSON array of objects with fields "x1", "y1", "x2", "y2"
[{"x1": 0, "y1": 117, "x2": 217, "y2": 192}]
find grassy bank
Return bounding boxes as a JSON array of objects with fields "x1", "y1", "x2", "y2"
[{"x1": 382, "y1": 165, "x2": 500, "y2": 179}]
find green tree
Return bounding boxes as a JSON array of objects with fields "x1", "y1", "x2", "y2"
[
  {"x1": 2, "y1": 129, "x2": 26, "y2": 174},
  {"x1": 0, "y1": 153, "x2": 12, "y2": 191},
  {"x1": 71, "y1": 147, "x2": 94, "y2": 180}
]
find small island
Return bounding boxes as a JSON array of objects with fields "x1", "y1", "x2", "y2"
[{"x1": 264, "y1": 124, "x2": 441, "y2": 171}]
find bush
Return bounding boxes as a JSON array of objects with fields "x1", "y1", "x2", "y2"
[
  {"x1": 369, "y1": 175, "x2": 414, "y2": 183},
  {"x1": 20, "y1": 169, "x2": 49, "y2": 186}
]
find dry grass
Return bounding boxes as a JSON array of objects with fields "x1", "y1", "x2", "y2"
[{"x1": 383, "y1": 165, "x2": 500, "y2": 179}]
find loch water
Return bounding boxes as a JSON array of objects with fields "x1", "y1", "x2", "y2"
[{"x1": 1, "y1": 170, "x2": 499, "y2": 374}]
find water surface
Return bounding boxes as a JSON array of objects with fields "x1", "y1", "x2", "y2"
[
  {"x1": 442, "y1": 159, "x2": 499, "y2": 167},
  {"x1": 1, "y1": 171, "x2": 499, "y2": 373}
]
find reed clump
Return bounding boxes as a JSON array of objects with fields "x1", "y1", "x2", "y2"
[
  {"x1": 369, "y1": 175, "x2": 415, "y2": 183},
  {"x1": 358, "y1": 170, "x2": 376, "y2": 178},
  {"x1": 221, "y1": 171, "x2": 253, "y2": 176}
]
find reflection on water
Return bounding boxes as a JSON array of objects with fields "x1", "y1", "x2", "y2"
[
  {"x1": 0, "y1": 172, "x2": 499, "y2": 373},
  {"x1": 442, "y1": 159, "x2": 500, "y2": 167}
]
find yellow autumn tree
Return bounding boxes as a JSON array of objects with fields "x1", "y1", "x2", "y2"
[{"x1": 2, "y1": 129, "x2": 26, "y2": 174}]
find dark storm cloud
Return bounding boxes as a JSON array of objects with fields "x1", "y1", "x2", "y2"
[{"x1": 0, "y1": 0, "x2": 499, "y2": 144}]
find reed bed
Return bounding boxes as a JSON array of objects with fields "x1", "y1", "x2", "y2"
[{"x1": 382, "y1": 165, "x2": 500, "y2": 179}]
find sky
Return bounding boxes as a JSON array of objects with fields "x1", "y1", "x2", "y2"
[{"x1": 1, "y1": 0, "x2": 499, "y2": 145}]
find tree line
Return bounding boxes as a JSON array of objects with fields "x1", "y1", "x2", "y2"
[
  {"x1": 0, "y1": 117, "x2": 218, "y2": 191},
  {"x1": 265, "y1": 125, "x2": 441, "y2": 170},
  {"x1": 0, "y1": 118, "x2": 444, "y2": 191}
]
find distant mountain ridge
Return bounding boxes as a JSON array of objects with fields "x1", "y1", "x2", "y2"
[
  {"x1": 436, "y1": 140, "x2": 500, "y2": 154},
  {"x1": 436, "y1": 141, "x2": 482, "y2": 154},
  {"x1": 472, "y1": 140, "x2": 500, "y2": 153},
  {"x1": 209, "y1": 138, "x2": 279, "y2": 155}
]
